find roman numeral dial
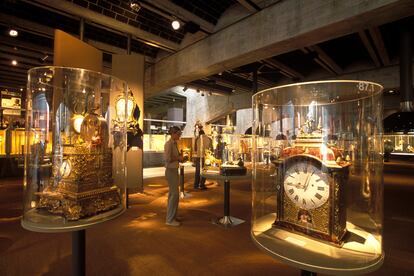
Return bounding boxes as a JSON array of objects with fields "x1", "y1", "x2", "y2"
[{"x1": 283, "y1": 161, "x2": 329, "y2": 210}]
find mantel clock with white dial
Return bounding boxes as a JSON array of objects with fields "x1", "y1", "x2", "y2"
[{"x1": 273, "y1": 137, "x2": 350, "y2": 245}]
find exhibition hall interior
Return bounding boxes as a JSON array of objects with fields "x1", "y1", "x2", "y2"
[{"x1": 1, "y1": 0, "x2": 414, "y2": 275}]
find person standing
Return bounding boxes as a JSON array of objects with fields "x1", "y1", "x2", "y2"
[
  {"x1": 193, "y1": 130, "x2": 212, "y2": 190},
  {"x1": 164, "y1": 126, "x2": 183, "y2": 226}
]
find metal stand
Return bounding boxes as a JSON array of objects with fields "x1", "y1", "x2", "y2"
[
  {"x1": 301, "y1": 270, "x2": 317, "y2": 276},
  {"x1": 72, "y1": 230, "x2": 85, "y2": 276},
  {"x1": 213, "y1": 179, "x2": 244, "y2": 227},
  {"x1": 179, "y1": 165, "x2": 192, "y2": 199}
]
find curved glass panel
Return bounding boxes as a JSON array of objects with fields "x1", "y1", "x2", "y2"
[
  {"x1": 251, "y1": 80, "x2": 384, "y2": 274},
  {"x1": 22, "y1": 66, "x2": 128, "y2": 232}
]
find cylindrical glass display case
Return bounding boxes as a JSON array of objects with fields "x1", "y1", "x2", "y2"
[
  {"x1": 251, "y1": 80, "x2": 384, "y2": 274},
  {"x1": 22, "y1": 66, "x2": 128, "y2": 232}
]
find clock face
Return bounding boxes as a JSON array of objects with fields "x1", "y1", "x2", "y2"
[
  {"x1": 59, "y1": 160, "x2": 72, "y2": 178},
  {"x1": 284, "y1": 161, "x2": 329, "y2": 210}
]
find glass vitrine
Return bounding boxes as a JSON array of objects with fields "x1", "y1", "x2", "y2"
[
  {"x1": 251, "y1": 80, "x2": 384, "y2": 274},
  {"x1": 383, "y1": 133, "x2": 414, "y2": 156},
  {"x1": 22, "y1": 66, "x2": 128, "y2": 232}
]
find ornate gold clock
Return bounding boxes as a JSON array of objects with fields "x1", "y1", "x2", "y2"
[{"x1": 273, "y1": 130, "x2": 350, "y2": 245}]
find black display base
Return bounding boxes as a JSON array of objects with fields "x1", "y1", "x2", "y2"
[
  {"x1": 301, "y1": 270, "x2": 317, "y2": 276},
  {"x1": 72, "y1": 230, "x2": 85, "y2": 276}
]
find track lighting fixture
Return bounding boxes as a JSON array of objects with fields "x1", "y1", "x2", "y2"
[
  {"x1": 9, "y1": 29, "x2": 18, "y2": 37},
  {"x1": 172, "y1": 19, "x2": 181, "y2": 30},
  {"x1": 130, "y1": 0, "x2": 141, "y2": 12}
]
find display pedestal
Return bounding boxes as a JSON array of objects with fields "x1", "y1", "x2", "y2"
[
  {"x1": 251, "y1": 213, "x2": 383, "y2": 275},
  {"x1": 72, "y1": 230, "x2": 85, "y2": 276},
  {"x1": 201, "y1": 170, "x2": 250, "y2": 227},
  {"x1": 179, "y1": 162, "x2": 193, "y2": 199}
]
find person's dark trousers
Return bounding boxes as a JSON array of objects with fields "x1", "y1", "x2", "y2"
[
  {"x1": 193, "y1": 157, "x2": 206, "y2": 189},
  {"x1": 194, "y1": 157, "x2": 201, "y2": 189}
]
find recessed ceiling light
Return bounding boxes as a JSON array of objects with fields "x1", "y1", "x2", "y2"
[
  {"x1": 9, "y1": 29, "x2": 18, "y2": 37},
  {"x1": 11, "y1": 60, "x2": 17, "y2": 66},
  {"x1": 172, "y1": 20, "x2": 180, "y2": 30},
  {"x1": 130, "y1": 0, "x2": 141, "y2": 12}
]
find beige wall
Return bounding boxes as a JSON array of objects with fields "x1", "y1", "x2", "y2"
[{"x1": 54, "y1": 29, "x2": 102, "y2": 71}]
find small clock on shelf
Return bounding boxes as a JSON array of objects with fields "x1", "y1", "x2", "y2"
[{"x1": 273, "y1": 126, "x2": 350, "y2": 245}]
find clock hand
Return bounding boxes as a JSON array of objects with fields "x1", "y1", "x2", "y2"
[
  {"x1": 286, "y1": 182, "x2": 305, "y2": 189},
  {"x1": 304, "y1": 174, "x2": 311, "y2": 191}
]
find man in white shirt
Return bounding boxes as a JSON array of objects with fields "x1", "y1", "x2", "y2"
[{"x1": 193, "y1": 130, "x2": 212, "y2": 190}]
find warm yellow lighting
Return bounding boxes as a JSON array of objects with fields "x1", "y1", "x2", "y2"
[
  {"x1": 171, "y1": 20, "x2": 180, "y2": 30},
  {"x1": 147, "y1": 184, "x2": 164, "y2": 187},
  {"x1": 9, "y1": 29, "x2": 18, "y2": 37},
  {"x1": 11, "y1": 60, "x2": 17, "y2": 66}
]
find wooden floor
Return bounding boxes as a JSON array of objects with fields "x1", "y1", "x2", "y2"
[{"x1": 0, "y1": 160, "x2": 414, "y2": 276}]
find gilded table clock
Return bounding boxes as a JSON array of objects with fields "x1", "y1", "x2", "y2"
[{"x1": 273, "y1": 131, "x2": 350, "y2": 245}]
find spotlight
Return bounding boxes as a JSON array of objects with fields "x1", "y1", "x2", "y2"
[
  {"x1": 208, "y1": 91, "x2": 212, "y2": 96},
  {"x1": 231, "y1": 88, "x2": 236, "y2": 93},
  {"x1": 9, "y1": 29, "x2": 18, "y2": 37},
  {"x1": 182, "y1": 85, "x2": 188, "y2": 92},
  {"x1": 196, "y1": 89, "x2": 200, "y2": 93},
  {"x1": 11, "y1": 60, "x2": 17, "y2": 66},
  {"x1": 172, "y1": 19, "x2": 181, "y2": 30},
  {"x1": 201, "y1": 93, "x2": 205, "y2": 97},
  {"x1": 130, "y1": 0, "x2": 141, "y2": 12}
]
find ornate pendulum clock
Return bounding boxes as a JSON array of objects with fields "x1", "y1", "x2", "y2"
[{"x1": 273, "y1": 117, "x2": 351, "y2": 245}]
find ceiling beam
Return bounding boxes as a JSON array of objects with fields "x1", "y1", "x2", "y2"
[
  {"x1": 237, "y1": 0, "x2": 261, "y2": 12},
  {"x1": 0, "y1": 65, "x2": 30, "y2": 74},
  {"x1": 0, "y1": 53, "x2": 49, "y2": 67},
  {"x1": 0, "y1": 45, "x2": 52, "y2": 61},
  {"x1": 87, "y1": 40, "x2": 155, "y2": 64},
  {"x1": 0, "y1": 13, "x2": 155, "y2": 64},
  {"x1": 262, "y1": 58, "x2": 304, "y2": 79},
  {"x1": 0, "y1": 13, "x2": 54, "y2": 40},
  {"x1": 0, "y1": 74, "x2": 25, "y2": 82},
  {"x1": 358, "y1": 30, "x2": 381, "y2": 67},
  {"x1": 148, "y1": 0, "x2": 215, "y2": 33},
  {"x1": 0, "y1": 60, "x2": 32, "y2": 70},
  {"x1": 146, "y1": 0, "x2": 414, "y2": 96},
  {"x1": 235, "y1": 72, "x2": 274, "y2": 88},
  {"x1": 0, "y1": 36, "x2": 53, "y2": 55},
  {"x1": 308, "y1": 45, "x2": 343, "y2": 75},
  {"x1": 0, "y1": 71, "x2": 26, "y2": 80},
  {"x1": 369, "y1": 26, "x2": 390, "y2": 66},
  {"x1": 31, "y1": 0, "x2": 179, "y2": 52},
  {"x1": 189, "y1": 80, "x2": 233, "y2": 95}
]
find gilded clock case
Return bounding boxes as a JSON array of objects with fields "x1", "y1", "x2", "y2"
[{"x1": 22, "y1": 66, "x2": 128, "y2": 232}]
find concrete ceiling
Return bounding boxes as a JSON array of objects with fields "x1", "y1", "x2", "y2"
[{"x1": 0, "y1": 0, "x2": 413, "y2": 112}]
